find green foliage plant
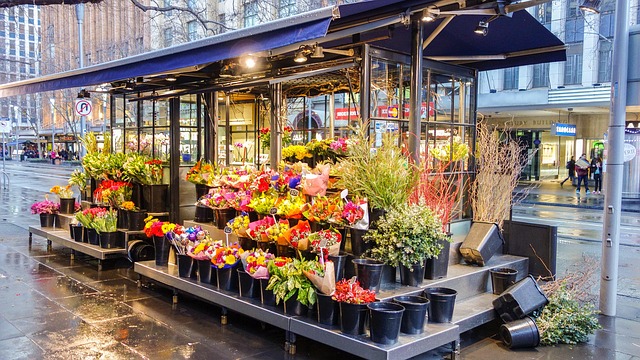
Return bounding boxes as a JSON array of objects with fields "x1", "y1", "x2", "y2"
[
  {"x1": 266, "y1": 258, "x2": 317, "y2": 307},
  {"x1": 365, "y1": 201, "x2": 449, "y2": 268}
]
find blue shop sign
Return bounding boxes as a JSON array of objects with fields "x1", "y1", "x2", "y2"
[{"x1": 551, "y1": 123, "x2": 576, "y2": 136}]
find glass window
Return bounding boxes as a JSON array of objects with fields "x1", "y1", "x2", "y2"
[
  {"x1": 163, "y1": 28, "x2": 172, "y2": 47},
  {"x1": 279, "y1": 0, "x2": 297, "y2": 18},
  {"x1": 532, "y1": 63, "x2": 550, "y2": 88},
  {"x1": 599, "y1": 0, "x2": 616, "y2": 38},
  {"x1": 598, "y1": 41, "x2": 612, "y2": 83},
  {"x1": 218, "y1": 13, "x2": 226, "y2": 33},
  {"x1": 535, "y1": 3, "x2": 552, "y2": 30},
  {"x1": 244, "y1": 1, "x2": 258, "y2": 28},
  {"x1": 370, "y1": 58, "x2": 402, "y2": 119},
  {"x1": 503, "y1": 67, "x2": 519, "y2": 90},
  {"x1": 187, "y1": 21, "x2": 198, "y2": 41},
  {"x1": 187, "y1": 0, "x2": 197, "y2": 9},
  {"x1": 564, "y1": 53, "x2": 583, "y2": 85}
]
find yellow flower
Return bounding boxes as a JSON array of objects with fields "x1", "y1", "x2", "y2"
[{"x1": 225, "y1": 255, "x2": 237, "y2": 265}]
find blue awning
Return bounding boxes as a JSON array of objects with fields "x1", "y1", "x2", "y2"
[{"x1": 0, "y1": 7, "x2": 336, "y2": 97}]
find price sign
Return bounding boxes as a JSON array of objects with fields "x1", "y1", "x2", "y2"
[
  {"x1": 340, "y1": 189, "x2": 348, "y2": 200},
  {"x1": 269, "y1": 207, "x2": 278, "y2": 215},
  {"x1": 290, "y1": 189, "x2": 300, "y2": 197},
  {"x1": 224, "y1": 226, "x2": 233, "y2": 234}
]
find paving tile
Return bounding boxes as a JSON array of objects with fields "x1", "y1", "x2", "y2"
[
  {"x1": 0, "y1": 317, "x2": 23, "y2": 341},
  {"x1": 56, "y1": 294, "x2": 135, "y2": 324},
  {"x1": 45, "y1": 341, "x2": 145, "y2": 360},
  {"x1": 30, "y1": 275, "x2": 98, "y2": 299},
  {"x1": 10, "y1": 310, "x2": 84, "y2": 336},
  {"x1": 27, "y1": 320, "x2": 115, "y2": 353},
  {"x1": 54, "y1": 263, "x2": 128, "y2": 283},
  {"x1": 0, "y1": 336, "x2": 43, "y2": 360},
  {"x1": 88, "y1": 277, "x2": 157, "y2": 302},
  {"x1": 0, "y1": 290, "x2": 66, "y2": 321}
]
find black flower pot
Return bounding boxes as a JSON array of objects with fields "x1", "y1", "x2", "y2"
[
  {"x1": 117, "y1": 208, "x2": 129, "y2": 230},
  {"x1": 490, "y1": 267, "x2": 518, "y2": 295},
  {"x1": 328, "y1": 252, "x2": 348, "y2": 282},
  {"x1": 237, "y1": 267, "x2": 258, "y2": 298},
  {"x1": 177, "y1": 254, "x2": 197, "y2": 278},
  {"x1": 368, "y1": 208, "x2": 386, "y2": 228},
  {"x1": 99, "y1": 231, "x2": 124, "y2": 249},
  {"x1": 69, "y1": 223, "x2": 74, "y2": 239},
  {"x1": 82, "y1": 226, "x2": 89, "y2": 243},
  {"x1": 337, "y1": 227, "x2": 347, "y2": 252},
  {"x1": 425, "y1": 239, "x2": 451, "y2": 280},
  {"x1": 194, "y1": 204, "x2": 214, "y2": 223},
  {"x1": 353, "y1": 258, "x2": 384, "y2": 292},
  {"x1": 500, "y1": 317, "x2": 540, "y2": 348},
  {"x1": 492, "y1": 275, "x2": 548, "y2": 323},
  {"x1": 86, "y1": 228, "x2": 99, "y2": 245},
  {"x1": 260, "y1": 278, "x2": 277, "y2": 306},
  {"x1": 399, "y1": 263, "x2": 425, "y2": 287},
  {"x1": 142, "y1": 184, "x2": 168, "y2": 213},
  {"x1": 317, "y1": 293, "x2": 339, "y2": 325},
  {"x1": 214, "y1": 208, "x2": 236, "y2": 229},
  {"x1": 237, "y1": 237, "x2": 254, "y2": 251},
  {"x1": 72, "y1": 224, "x2": 84, "y2": 243},
  {"x1": 216, "y1": 265, "x2": 239, "y2": 292},
  {"x1": 39, "y1": 213, "x2": 56, "y2": 228},
  {"x1": 424, "y1": 287, "x2": 457, "y2": 323},
  {"x1": 460, "y1": 221, "x2": 504, "y2": 266},
  {"x1": 368, "y1": 302, "x2": 405, "y2": 345},
  {"x1": 195, "y1": 184, "x2": 213, "y2": 199},
  {"x1": 349, "y1": 228, "x2": 372, "y2": 257},
  {"x1": 59, "y1": 198, "x2": 76, "y2": 214},
  {"x1": 393, "y1": 295, "x2": 430, "y2": 334},
  {"x1": 127, "y1": 210, "x2": 147, "y2": 231},
  {"x1": 256, "y1": 241, "x2": 270, "y2": 252},
  {"x1": 284, "y1": 295, "x2": 308, "y2": 316},
  {"x1": 197, "y1": 259, "x2": 214, "y2": 284},
  {"x1": 309, "y1": 221, "x2": 331, "y2": 233},
  {"x1": 127, "y1": 239, "x2": 155, "y2": 262},
  {"x1": 339, "y1": 302, "x2": 369, "y2": 335},
  {"x1": 152, "y1": 235, "x2": 170, "y2": 266},
  {"x1": 380, "y1": 265, "x2": 397, "y2": 287}
]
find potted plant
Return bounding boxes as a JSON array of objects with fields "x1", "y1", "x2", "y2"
[
  {"x1": 332, "y1": 278, "x2": 376, "y2": 335},
  {"x1": 49, "y1": 184, "x2": 78, "y2": 214},
  {"x1": 123, "y1": 154, "x2": 167, "y2": 213},
  {"x1": 365, "y1": 201, "x2": 449, "y2": 287},
  {"x1": 31, "y1": 198, "x2": 60, "y2": 228},
  {"x1": 92, "y1": 209, "x2": 123, "y2": 249},
  {"x1": 185, "y1": 159, "x2": 216, "y2": 198},
  {"x1": 266, "y1": 258, "x2": 317, "y2": 316},
  {"x1": 75, "y1": 207, "x2": 107, "y2": 245},
  {"x1": 68, "y1": 169, "x2": 88, "y2": 201}
]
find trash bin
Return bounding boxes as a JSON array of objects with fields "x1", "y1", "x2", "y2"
[{"x1": 20, "y1": 154, "x2": 25, "y2": 161}]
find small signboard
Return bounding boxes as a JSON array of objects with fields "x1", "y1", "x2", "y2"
[
  {"x1": 224, "y1": 226, "x2": 233, "y2": 234},
  {"x1": 75, "y1": 99, "x2": 92, "y2": 117},
  {"x1": 0, "y1": 120, "x2": 10, "y2": 134},
  {"x1": 551, "y1": 123, "x2": 576, "y2": 137},
  {"x1": 269, "y1": 207, "x2": 278, "y2": 215},
  {"x1": 290, "y1": 189, "x2": 299, "y2": 197}
]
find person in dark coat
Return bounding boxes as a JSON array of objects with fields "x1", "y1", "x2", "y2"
[
  {"x1": 575, "y1": 154, "x2": 590, "y2": 195},
  {"x1": 591, "y1": 156, "x2": 603, "y2": 194},
  {"x1": 560, "y1": 156, "x2": 575, "y2": 187}
]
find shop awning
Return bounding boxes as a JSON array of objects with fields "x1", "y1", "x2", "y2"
[
  {"x1": 0, "y1": 0, "x2": 565, "y2": 97},
  {"x1": 0, "y1": 7, "x2": 337, "y2": 97}
]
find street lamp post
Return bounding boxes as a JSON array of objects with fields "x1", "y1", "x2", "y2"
[
  {"x1": 76, "y1": 4, "x2": 87, "y2": 158},
  {"x1": 13, "y1": 106, "x2": 20, "y2": 160}
]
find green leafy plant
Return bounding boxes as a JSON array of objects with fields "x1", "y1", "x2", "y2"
[
  {"x1": 336, "y1": 121, "x2": 417, "y2": 211},
  {"x1": 92, "y1": 209, "x2": 118, "y2": 233},
  {"x1": 266, "y1": 258, "x2": 317, "y2": 307},
  {"x1": 365, "y1": 201, "x2": 449, "y2": 268},
  {"x1": 68, "y1": 169, "x2": 87, "y2": 191},
  {"x1": 534, "y1": 287, "x2": 601, "y2": 345}
]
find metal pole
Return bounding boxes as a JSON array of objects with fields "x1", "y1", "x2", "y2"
[
  {"x1": 600, "y1": 0, "x2": 630, "y2": 316},
  {"x1": 329, "y1": 92, "x2": 335, "y2": 138},
  {"x1": 269, "y1": 83, "x2": 283, "y2": 167},
  {"x1": 76, "y1": 4, "x2": 87, "y2": 158},
  {"x1": 408, "y1": 13, "x2": 424, "y2": 165}
]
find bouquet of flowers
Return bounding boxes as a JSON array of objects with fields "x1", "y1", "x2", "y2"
[
  {"x1": 265, "y1": 220, "x2": 291, "y2": 246},
  {"x1": 340, "y1": 198, "x2": 367, "y2": 228},
  {"x1": 248, "y1": 191, "x2": 279, "y2": 215},
  {"x1": 143, "y1": 216, "x2": 181, "y2": 238},
  {"x1": 231, "y1": 190, "x2": 252, "y2": 212},
  {"x1": 247, "y1": 217, "x2": 276, "y2": 242},
  {"x1": 228, "y1": 213, "x2": 250, "y2": 237},
  {"x1": 283, "y1": 220, "x2": 311, "y2": 251},
  {"x1": 308, "y1": 228, "x2": 342, "y2": 262},
  {"x1": 123, "y1": 154, "x2": 165, "y2": 185},
  {"x1": 266, "y1": 258, "x2": 316, "y2": 307},
  {"x1": 276, "y1": 192, "x2": 306, "y2": 219},
  {"x1": 185, "y1": 159, "x2": 216, "y2": 185},
  {"x1": 302, "y1": 195, "x2": 343, "y2": 224},
  {"x1": 332, "y1": 278, "x2": 376, "y2": 304},
  {"x1": 258, "y1": 126, "x2": 293, "y2": 150},
  {"x1": 74, "y1": 207, "x2": 107, "y2": 228},
  {"x1": 166, "y1": 225, "x2": 199, "y2": 255},
  {"x1": 282, "y1": 145, "x2": 311, "y2": 161},
  {"x1": 300, "y1": 258, "x2": 335, "y2": 296},
  {"x1": 189, "y1": 239, "x2": 222, "y2": 261},
  {"x1": 302, "y1": 163, "x2": 330, "y2": 197},
  {"x1": 240, "y1": 249, "x2": 276, "y2": 279},
  {"x1": 119, "y1": 201, "x2": 138, "y2": 211},
  {"x1": 94, "y1": 180, "x2": 132, "y2": 208},
  {"x1": 198, "y1": 187, "x2": 236, "y2": 209},
  {"x1": 92, "y1": 209, "x2": 118, "y2": 233},
  {"x1": 31, "y1": 199, "x2": 60, "y2": 214},
  {"x1": 68, "y1": 169, "x2": 87, "y2": 191},
  {"x1": 50, "y1": 185, "x2": 74, "y2": 199},
  {"x1": 211, "y1": 244, "x2": 244, "y2": 269}
]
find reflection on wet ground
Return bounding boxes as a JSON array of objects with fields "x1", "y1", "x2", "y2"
[{"x1": 0, "y1": 162, "x2": 638, "y2": 359}]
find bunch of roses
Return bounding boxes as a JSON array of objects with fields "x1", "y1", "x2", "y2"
[{"x1": 211, "y1": 244, "x2": 244, "y2": 269}]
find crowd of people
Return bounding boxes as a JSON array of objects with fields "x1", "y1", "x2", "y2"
[{"x1": 560, "y1": 153, "x2": 603, "y2": 195}]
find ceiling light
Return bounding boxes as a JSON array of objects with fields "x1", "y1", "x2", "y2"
[
  {"x1": 310, "y1": 45, "x2": 324, "y2": 59},
  {"x1": 474, "y1": 21, "x2": 489, "y2": 36},
  {"x1": 294, "y1": 50, "x2": 308, "y2": 63},
  {"x1": 166, "y1": 75, "x2": 177, "y2": 82},
  {"x1": 124, "y1": 80, "x2": 135, "y2": 91},
  {"x1": 579, "y1": 0, "x2": 601, "y2": 13},
  {"x1": 242, "y1": 55, "x2": 257, "y2": 68}
]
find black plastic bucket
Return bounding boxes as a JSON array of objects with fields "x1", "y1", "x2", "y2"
[
  {"x1": 197, "y1": 259, "x2": 214, "y2": 284},
  {"x1": 367, "y1": 302, "x2": 405, "y2": 345},
  {"x1": 393, "y1": 295, "x2": 430, "y2": 334},
  {"x1": 492, "y1": 275, "x2": 548, "y2": 323},
  {"x1": 317, "y1": 293, "x2": 339, "y2": 326},
  {"x1": 260, "y1": 278, "x2": 276, "y2": 306},
  {"x1": 128, "y1": 210, "x2": 148, "y2": 231},
  {"x1": 353, "y1": 258, "x2": 384, "y2": 292},
  {"x1": 424, "y1": 287, "x2": 457, "y2": 323},
  {"x1": 339, "y1": 302, "x2": 369, "y2": 335},
  {"x1": 216, "y1": 266, "x2": 238, "y2": 292},
  {"x1": 72, "y1": 225, "x2": 84, "y2": 243},
  {"x1": 399, "y1": 263, "x2": 425, "y2": 287},
  {"x1": 237, "y1": 267, "x2": 258, "y2": 298},
  {"x1": 99, "y1": 231, "x2": 123, "y2": 249},
  {"x1": 177, "y1": 254, "x2": 196, "y2": 278},
  {"x1": 500, "y1": 317, "x2": 540, "y2": 348},
  {"x1": 153, "y1": 235, "x2": 170, "y2": 266},
  {"x1": 284, "y1": 295, "x2": 308, "y2": 316},
  {"x1": 349, "y1": 228, "x2": 372, "y2": 257},
  {"x1": 86, "y1": 228, "x2": 99, "y2": 245},
  {"x1": 490, "y1": 267, "x2": 518, "y2": 295},
  {"x1": 328, "y1": 252, "x2": 348, "y2": 282}
]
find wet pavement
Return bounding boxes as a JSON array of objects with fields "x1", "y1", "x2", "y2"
[{"x1": 0, "y1": 161, "x2": 639, "y2": 359}]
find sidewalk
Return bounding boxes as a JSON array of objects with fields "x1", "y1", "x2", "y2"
[{"x1": 516, "y1": 181, "x2": 640, "y2": 213}]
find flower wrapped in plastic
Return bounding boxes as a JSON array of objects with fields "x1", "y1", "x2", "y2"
[
  {"x1": 198, "y1": 187, "x2": 237, "y2": 209},
  {"x1": 167, "y1": 225, "x2": 204, "y2": 255},
  {"x1": 31, "y1": 198, "x2": 60, "y2": 215},
  {"x1": 341, "y1": 197, "x2": 368, "y2": 229},
  {"x1": 308, "y1": 228, "x2": 342, "y2": 262},
  {"x1": 283, "y1": 220, "x2": 311, "y2": 251},
  {"x1": 332, "y1": 277, "x2": 376, "y2": 304},
  {"x1": 240, "y1": 249, "x2": 275, "y2": 279},
  {"x1": 302, "y1": 195, "x2": 343, "y2": 224},
  {"x1": 264, "y1": 220, "x2": 290, "y2": 246},
  {"x1": 228, "y1": 213, "x2": 250, "y2": 237},
  {"x1": 301, "y1": 258, "x2": 335, "y2": 296},
  {"x1": 189, "y1": 239, "x2": 222, "y2": 261},
  {"x1": 248, "y1": 190, "x2": 279, "y2": 215},
  {"x1": 276, "y1": 192, "x2": 306, "y2": 219},
  {"x1": 50, "y1": 185, "x2": 74, "y2": 199},
  {"x1": 302, "y1": 163, "x2": 330, "y2": 197},
  {"x1": 211, "y1": 244, "x2": 244, "y2": 269},
  {"x1": 247, "y1": 216, "x2": 276, "y2": 242}
]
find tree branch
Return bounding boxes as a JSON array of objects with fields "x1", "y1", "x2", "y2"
[{"x1": 128, "y1": 0, "x2": 234, "y2": 33}]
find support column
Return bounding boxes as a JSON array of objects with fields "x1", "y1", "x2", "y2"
[
  {"x1": 329, "y1": 92, "x2": 335, "y2": 137},
  {"x1": 269, "y1": 83, "x2": 283, "y2": 167},
  {"x1": 169, "y1": 96, "x2": 181, "y2": 223},
  {"x1": 360, "y1": 44, "x2": 371, "y2": 131},
  {"x1": 225, "y1": 94, "x2": 231, "y2": 166},
  {"x1": 600, "y1": 0, "x2": 630, "y2": 316},
  {"x1": 409, "y1": 14, "x2": 424, "y2": 165}
]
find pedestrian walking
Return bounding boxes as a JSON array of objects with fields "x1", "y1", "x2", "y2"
[
  {"x1": 591, "y1": 156, "x2": 603, "y2": 194},
  {"x1": 560, "y1": 156, "x2": 575, "y2": 187},
  {"x1": 575, "y1": 154, "x2": 590, "y2": 195}
]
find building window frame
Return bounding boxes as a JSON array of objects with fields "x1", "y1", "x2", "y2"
[
  {"x1": 244, "y1": 1, "x2": 258, "y2": 28},
  {"x1": 503, "y1": 67, "x2": 519, "y2": 90}
]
